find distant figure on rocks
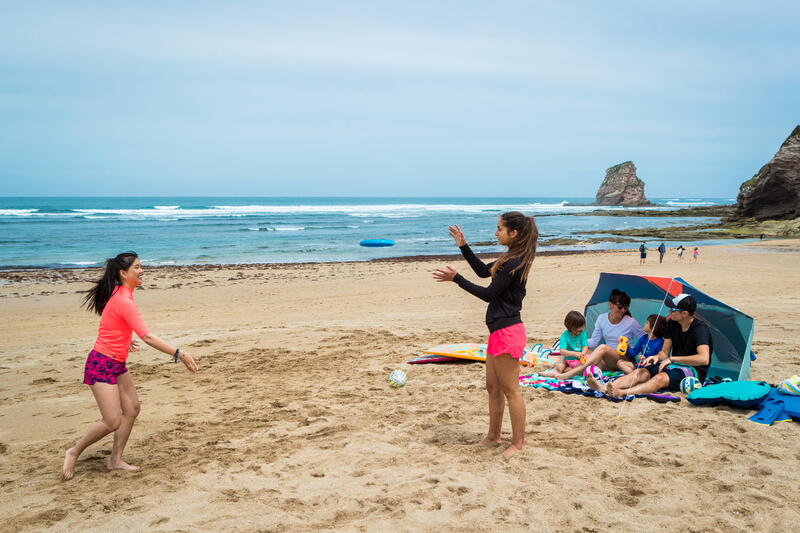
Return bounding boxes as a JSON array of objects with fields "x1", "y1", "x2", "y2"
[
  {"x1": 638, "y1": 242, "x2": 647, "y2": 265},
  {"x1": 658, "y1": 242, "x2": 666, "y2": 264},
  {"x1": 693, "y1": 247, "x2": 699, "y2": 263},
  {"x1": 676, "y1": 245, "x2": 685, "y2": 262},
  {"x1": 760, "y1": 233, "x2": 765, "y2": 241}
]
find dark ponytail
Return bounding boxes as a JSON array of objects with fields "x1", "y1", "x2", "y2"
[
  {"x1": 83, "y1": 252, "x2": 138, "y2": 315},
  {"x1": 490, "y1": 211, "x2": 538, "y2": 282}
]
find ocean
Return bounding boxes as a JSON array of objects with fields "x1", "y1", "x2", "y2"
[{"x1": 0, "y1": 197, "x2": 738, "y2": 268}]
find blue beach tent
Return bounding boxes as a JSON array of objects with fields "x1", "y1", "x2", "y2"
[{"x1": 584, "y1": 273, "x2": 755, "y2": 381}]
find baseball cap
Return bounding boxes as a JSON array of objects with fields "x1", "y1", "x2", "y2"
[{"x1": 665, "y1": 293, "x2": 696, "y2": 313}]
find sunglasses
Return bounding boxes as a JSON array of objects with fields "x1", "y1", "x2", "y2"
[{"x1": 670, "y1": 307, "x2": 683, "y2": 312}]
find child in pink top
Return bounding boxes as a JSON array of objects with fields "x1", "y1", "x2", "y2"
[{"x1": 62, "y1": 252, "x2": 200, "y2": 481}]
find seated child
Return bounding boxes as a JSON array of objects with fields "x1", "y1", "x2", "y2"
[
  {"x1": 615, "y1": 314, "x2": 667, "y2": 374},
  {"x1": 542, "y1": 311, "x2": 588, "y2": 378}
]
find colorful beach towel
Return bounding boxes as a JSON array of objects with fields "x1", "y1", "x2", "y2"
[{"x1": 519, "y1": 372, "x2": 680, "y2": 403}]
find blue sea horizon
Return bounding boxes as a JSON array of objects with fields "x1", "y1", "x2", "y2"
[{"x1": 0, "y1": 196, "x2": 740, "y2": 269}]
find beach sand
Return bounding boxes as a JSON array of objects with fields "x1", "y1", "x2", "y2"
[{"x1": 1, "y1": 240, "x2": 799, "y2": 532}]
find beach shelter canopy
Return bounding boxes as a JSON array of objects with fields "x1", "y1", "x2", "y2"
[{"x1": 584, "y1": 273, "x2": 755, "y2": 381}]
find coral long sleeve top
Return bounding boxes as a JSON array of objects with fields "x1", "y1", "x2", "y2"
[{"x1": 93, "y1": 285, "x2": 150, "y2": 362}]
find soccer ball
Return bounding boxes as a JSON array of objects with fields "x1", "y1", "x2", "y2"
[
  {"x1": 778, "y1": 375, "x2": 800, "y2": 396},
  {"x1": 389, "y1": 370, "x2": 407, "y2": 388},
  {"x1": 584, "y1": 365, "x2": 603, "y2": 380},
  {"x1": 680, "y1": 377, "x2": 702, "y2": 394}
]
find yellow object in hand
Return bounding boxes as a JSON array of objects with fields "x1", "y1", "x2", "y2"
[{"x1": 617, "y1": 336, "x2": 628, "y2": 356}]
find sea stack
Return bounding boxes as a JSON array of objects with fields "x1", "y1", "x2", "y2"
[
  {"x1": 736, "y1": 126, "x2": 800, "y2": 219},
  {"x1": 593, "y1": 161, "x2": 651, "y2": 206}
]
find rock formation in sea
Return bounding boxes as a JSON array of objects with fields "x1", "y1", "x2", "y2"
[
  {"x1": 593, "y1": 161, "x2": 651, "y2": 206},
  {"x1": 736, "y1": 125, "x2": 800, "y2": 219}
]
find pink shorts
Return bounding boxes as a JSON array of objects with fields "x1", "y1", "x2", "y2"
[
  {"x1": 565, "y1": 359, "x2": 581, "y2": 368},
  {"x1": 487, "y1": 323, "x2": 526, "y2": 359},
  {"x1": 83, "y1": 349, "x2": 127, "y2": 385}
]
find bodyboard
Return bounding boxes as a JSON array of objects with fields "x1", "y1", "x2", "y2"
[
  {"x1": 425, "y1": 343, "x2": 488, "y2": 362},
  {"x1": 424, "y1": 343, "x2": 556, "y2": 366},
  {"x1": 407, "y1": 354, "x2": 468, "y2": 364}
]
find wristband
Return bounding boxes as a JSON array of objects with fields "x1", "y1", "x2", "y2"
[{"x1": 173, "y1": 348, "x2": 180, "y2": 363}]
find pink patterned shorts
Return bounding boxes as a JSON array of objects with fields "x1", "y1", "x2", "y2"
[
  {"x1": 487, "y1": 323, "x2": 527, "y2": 359},
  {"x1": 83, "y1": 350, "x2": 127, "y2": 385}
]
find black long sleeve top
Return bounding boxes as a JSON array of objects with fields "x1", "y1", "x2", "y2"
[{"x1": 453, "y1": 244, "x2": 526, "y2": 333}]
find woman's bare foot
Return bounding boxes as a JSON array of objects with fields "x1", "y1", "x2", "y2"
[
  {"x1": 62, "y1": 448, "x2": 79, "y2": 481},
  {"x1": 107, "y1": 458, "x2": 140, "y2": 472},
  {"x1": 502, "y1": 444, "x2": 525, "y2": 458},
  {"x1": 477, "y1": 437, "x2": 502, "y2": 447},
  {"x1": 586, "y1": 374, "x2": 608, "y2": 394}
]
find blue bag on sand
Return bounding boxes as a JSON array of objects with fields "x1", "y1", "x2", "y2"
[
  {"x1": 748, "y1": 387, "x2": 800, "y2": 425},
  {"x1": 687, "y1": 381, "x2": 771, "y2": 408}
]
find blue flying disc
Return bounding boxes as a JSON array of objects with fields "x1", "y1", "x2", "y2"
[{"x1": 359, "y1": 239, "x2": 395, "y2": 247}]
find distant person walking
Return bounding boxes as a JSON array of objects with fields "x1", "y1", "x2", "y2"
[
  {"x1": 658, "y1": 242, "x2": 666, "y2": 264},
  {"x1": 693, "y1": 247, "x2": 699, "y2": 263},
  {"x1": 676, "y1": 245, "x2": 685, "y2": 263},
  {"x1": 62, "y1": 252, "x2": 199, "y2": 481},
  {"x1": 638, "y1": 242, "x2": 648, "y2": 265}
]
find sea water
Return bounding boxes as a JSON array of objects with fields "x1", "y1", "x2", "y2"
[{"x1": 0, "y1": 197, "x2": 737, "y2": 268}]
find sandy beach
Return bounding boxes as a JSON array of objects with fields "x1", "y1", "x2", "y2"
[{"x1": 1, "y1": 240, "x2": 800, "y2": 532}]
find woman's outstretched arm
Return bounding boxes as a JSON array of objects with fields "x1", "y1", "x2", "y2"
[
  {"x1": 140, "y1": 333, "x2": 199, "y2": 373},
  {"x1": 449, "y1": 225, "x2": 491, "y2": 278}
]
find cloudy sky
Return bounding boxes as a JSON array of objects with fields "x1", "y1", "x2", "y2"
[{"x1": 1, "y1": 1, "x2": 798, "y2": 197}]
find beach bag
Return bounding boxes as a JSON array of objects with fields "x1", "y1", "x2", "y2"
[{"x1": 748, "y1": 387, "x2": 800, "y2": 425}]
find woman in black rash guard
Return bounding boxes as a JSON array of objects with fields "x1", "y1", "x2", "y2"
[{"x1": 433, "y1": 212, "x2": 538, "y2": 458}]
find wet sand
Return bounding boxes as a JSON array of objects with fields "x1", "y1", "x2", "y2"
[{"x1": 1, "y1": 240, "x2": 799, "y2": 532}]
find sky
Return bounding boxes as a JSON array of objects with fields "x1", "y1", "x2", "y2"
[{"x1": 1, "y1": 1, "x2": 799, "y2": 197}]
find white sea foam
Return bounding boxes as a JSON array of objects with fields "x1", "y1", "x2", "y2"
[
  {"x1": 211, "y1": 203, "x2": 574, "y2": 216},
  {"x1": 665, "y1": 201, "x2": 716, "y2": 207},
  {"x1": 0, "y1": 209, "x2": 38, "y2": 216},
  {"x1": 265, "y1": 226, "x2": 305, "y2": 231},
  {"x1": 0, "y1": 202, "x2": 684, "y2": 219},
  {"x1": 396, "y1": 236, "x2": 452, "y2": 243}
]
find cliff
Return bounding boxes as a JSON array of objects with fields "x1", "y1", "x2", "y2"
[
  {"x1": 593, "y1": 161, "x2": 651, "y2": 206},
  {"x1": 736, "y1": 126, "x2": 800, "y2": 219}
]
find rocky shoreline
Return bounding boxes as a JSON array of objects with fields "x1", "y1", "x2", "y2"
[
  {"x1": 542, "y1": 205, "x2": 800, "y2": 246},
  {"x1": 418, "y1": 203, "x2": 799, "y2": 248},
  {"x1": 559, "y1": 125, "x2": 800, "y2": 246}
]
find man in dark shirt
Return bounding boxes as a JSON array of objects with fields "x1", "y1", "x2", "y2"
[{"x1": 587, "y1": 293, "x2": 712, "y2": 396}]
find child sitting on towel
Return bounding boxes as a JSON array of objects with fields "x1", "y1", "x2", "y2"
[
  {"x1": 542, "y1": 311, "x2": 588, "y2": 378},
  {"x1": 615, "y1": 314, "x2": 667, "y2": 374}
]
